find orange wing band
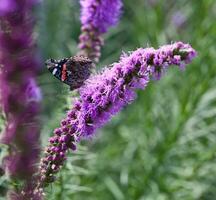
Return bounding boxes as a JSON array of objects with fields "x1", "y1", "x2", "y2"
[{"x1": 61, "y1": 64, "x2": 67, "y2": 81}]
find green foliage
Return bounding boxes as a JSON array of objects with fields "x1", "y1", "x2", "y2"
[{"x1": 35, "y1": 0, "x2": 216, "y2": 199}]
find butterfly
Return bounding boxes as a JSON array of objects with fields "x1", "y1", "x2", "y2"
[{"x1": 45, "y1": 55, "x2": 93, "y2": 90}]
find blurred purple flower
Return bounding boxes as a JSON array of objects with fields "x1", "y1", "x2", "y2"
[
  {"x1": 26, "y1": 78, "x2": 42, "y2": 103},
  {"x1": 147, "y1": 0, "x2": 158, "y2": 7},
  {"x1": 78, "y1": 0, "x2": 122, "y2": 62},
  {"x1": 80, "y1": 0, "x2": 122, "y2": 33},
  {"x1": 37, "y1": 42, "x2": 196, "y2": 192},
  {"x1": 172, "y1": 11, "x2": 187, "y2": 28},
  {"x1": 0, "y1": 0, "x2": 17, "y2": 16},
  {"x1": 0, "y1": 0, "x2": 41, "y2": 199}
]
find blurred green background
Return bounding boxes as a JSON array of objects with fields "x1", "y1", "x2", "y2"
[{"x1": 30, "y1": 0, "x2": 216, "y2": 199}]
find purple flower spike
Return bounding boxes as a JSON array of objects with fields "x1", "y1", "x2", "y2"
[
  {"x1": 37, "y1": 42, "x2": 196, "y2": 192},
  {"x1": 80, "y1": 0, "x2": 122, "y2": 33},
  {"x1": 78, "y1": 0, "x2": 123, "y2": 62},
  {"x1": 0, "y1": 0, "x2": 41, "y2": 199},
  {"x1": 77, "y1": 42, "x2": 197, "y2": 136}
]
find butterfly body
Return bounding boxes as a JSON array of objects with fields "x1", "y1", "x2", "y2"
[{"x1": 45, "y1": 56, "x2": 92, "y2": 90}]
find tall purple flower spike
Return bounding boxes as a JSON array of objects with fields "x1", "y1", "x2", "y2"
[
  {"x1": 78, "y1": 0, "x2": 122, "y2": 63},
  {"x1": 0, "y1": 0, "x2": 41, "y2": 199},
  {"x1": 36, "y1": 42, "x2": 196, "y2": 195}
]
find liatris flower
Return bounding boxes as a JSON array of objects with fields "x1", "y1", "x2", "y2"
[
  {"x1": 78, "y1": 0, "x2": 122, "y2": 62},
  {"x1": 36, "y1": 42, "x2": 196, "y2": 193},
  {"x1": 0, "y1": 0, "x2": 41, "y2": 199}
]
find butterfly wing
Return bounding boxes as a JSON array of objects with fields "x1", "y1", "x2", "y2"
[
  {"x1": 45, "y1": 56, "x2": 92, "y2": 90},
  {"x1": 45, "y1": 58, "x2": 68, "y2": 82},
  {"x1": 64, "y1": 56, "x2": 92, "y2": 90}
]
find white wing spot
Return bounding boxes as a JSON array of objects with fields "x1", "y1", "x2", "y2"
[{"x1": 52, "y1": 68, "x2": 58, "y2": 75}]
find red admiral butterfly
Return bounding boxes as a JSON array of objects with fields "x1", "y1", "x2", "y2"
[{"x1": 45, "y1": 55, "x2": 92, "y2": 90}]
